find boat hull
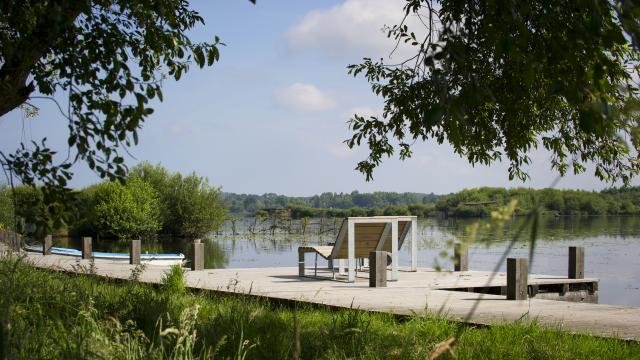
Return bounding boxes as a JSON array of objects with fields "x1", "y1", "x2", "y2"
[{"x1": 24, "y1": 244, "x2": 185, "y2": 266}]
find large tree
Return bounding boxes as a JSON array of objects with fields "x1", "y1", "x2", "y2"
[
  {"x1": 348, "y1": 0, "x2": 640, "y2": 184},
  {"x1": 0, "y1": 1, "x2": 228, "y2": 231}
]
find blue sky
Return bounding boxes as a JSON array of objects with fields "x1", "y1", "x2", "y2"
[{"x1": 0, "y1": 0, "x2": 635, "y2": 195}]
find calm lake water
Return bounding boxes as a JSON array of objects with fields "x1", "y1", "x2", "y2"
[{"x1": 58, "y1": 216, "x2": 640, "y2": 307}]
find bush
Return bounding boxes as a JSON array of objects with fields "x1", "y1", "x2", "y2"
[
  {"x1": 67, "y1": 184, "x2": 98, "y2": 236},
  {"x1": 383, "y1": 205, "x2": 410, "y2": 216},
  {"x1": 168, "y1": 173, "x2": 226, "y2": 237},
  {"x1": 0, "y1": 185, "x2": 14, "y2": 230},
  {"x1": 92, "y1": 178, "x2": 161, "y2": 239},
  {"x1": 130, "y1": 162, "x2": 227, "y2": 237},
  {"x1": 12, "y1": 185, "x2": 56, "y2": 236}
]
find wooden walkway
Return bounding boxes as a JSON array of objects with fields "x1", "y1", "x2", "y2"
[{"x1": 20, "y1": 251, "x2": 640, "y2": 341}]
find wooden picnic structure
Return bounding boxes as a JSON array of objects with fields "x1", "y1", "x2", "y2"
[{"x1": 298, "y1": 216, "x2": 418, "y2": 282}]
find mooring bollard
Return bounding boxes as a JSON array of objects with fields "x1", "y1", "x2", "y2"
[
  {"x1": 298, "y1": 248, "x2": 305, "y2": 276},
  {"x1": 454, "y1": 243, "x2": 469, "y2": 271},
  {"x1": 191, "y1": 239, "x2": 204, "y2": 271},
  {"x1": 507, "y1": 258, "x2": 528, "y2": 300},
  {"x1": 369, "y1": 251, "x2": 387, "y2": 287},
  {"x1": 568, "y1": 246, "x2": 584, "y2": 279},
  {"x1": 43, "y1": 234, "x2": 52, "y2": 255},
  {"x1": 81, "y1": 237, "x2": 92, "y2": 259},
  {"x1": 130, "y1": 239, "x2": 141, "y2": 265}
]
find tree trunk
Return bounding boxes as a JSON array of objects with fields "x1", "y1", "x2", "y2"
[{"x1": 0, "y1": 1, "x2": 88, "y2": 117}]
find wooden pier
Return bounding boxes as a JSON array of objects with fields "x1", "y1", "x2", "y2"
[{"x1": 18, "y1": 250, "x2": 640, "y2": 341}]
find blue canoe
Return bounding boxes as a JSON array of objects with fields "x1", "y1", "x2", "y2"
[{"x1": 24, "y1": 244, "x2": 185, "y2": 266}]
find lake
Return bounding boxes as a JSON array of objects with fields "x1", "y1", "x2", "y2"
[{"x1": 57, "y1": 216, "x2": 640, "y2": 307}]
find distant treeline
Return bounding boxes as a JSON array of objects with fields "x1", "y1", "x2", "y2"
[
  {"x1": 225, "y1": 187, "x2": 640, "y2": 218},
  {"x1": 285, "y1": 204, "x2": 436, "y2": 219},
  {"x1": 223, "y1": 191, "x2": 439, "y2": 216},
  {"x1": 435, "y1": 187, "x2": 640, "y2": 217}
]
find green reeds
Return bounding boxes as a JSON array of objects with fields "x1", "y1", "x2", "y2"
[{"x1": 0, "y1": 255, "x2": 638, "y2": 359}]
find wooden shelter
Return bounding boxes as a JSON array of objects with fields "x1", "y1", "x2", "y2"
[{"x1": 298, "y1": 216, "x2": 418, "y2": 282}]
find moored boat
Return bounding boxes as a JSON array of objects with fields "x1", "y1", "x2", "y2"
[{"x1": 24, "y1": 244, "x2": 185, "y2": 266}]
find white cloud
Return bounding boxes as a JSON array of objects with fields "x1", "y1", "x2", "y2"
[
  {"x1": 286, "y1": 0, "x2": 426, "y2": 60},
  {"x1": 274, "y1": 83, "x2": 335, "y2": 112}
]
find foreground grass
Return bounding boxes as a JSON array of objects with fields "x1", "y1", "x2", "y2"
[{"x1": 0, "y1": 257, "x2": 638, "y2": 359}]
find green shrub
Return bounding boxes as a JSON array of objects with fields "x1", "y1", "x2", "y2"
[
  {"x1": 383, "y1": 205, "x2": 410, "y2": 216},
  {"x1": 13, "y1": 185, "x2": 43, "y2": 234},
  {"x1": 161, "y1": 265, "x2": 187, "y2": 296},
  {"x1": 67, "y1": 184, "x2": 98, "y2": 236},
  {"x1": 130, "y1": 162, "x2": 227, "y2": 237},
  {"x1": 92, "y1": 178, "x2": 161, "y2": 239},
  {"x1": 0, "y1": 186, "x2": 14, "y2": 230},
  {"x1": 129, "y1": 162, "x2": 172, "y2": 229},
  {"x1": 168, "y1": 173, "x2": 227, "y2": 237}
]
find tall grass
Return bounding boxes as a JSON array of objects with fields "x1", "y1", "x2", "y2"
[{"x1": 0, "y1": 255, "x2": 638, "y2": 359}]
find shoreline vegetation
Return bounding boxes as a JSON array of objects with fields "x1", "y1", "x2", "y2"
[
  {"x1": 0, "y1": 162, "x2": 227, "y2": 241},
  {"x1": 225, "y1": 186, "x2": 640, "y2": 219},
  {"x1": 1, "y1": 255, "x2": 638, "y2": 359},
  {"x1": 4, "y1": 170, "x2": 640, "y2": 241}
]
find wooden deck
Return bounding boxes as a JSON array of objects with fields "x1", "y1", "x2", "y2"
[{"x1": 19, "y1": 251, "x2": 640, "y2": 341}]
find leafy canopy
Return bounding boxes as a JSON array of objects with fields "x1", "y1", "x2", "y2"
[
  {"x1": 347, "y1": 0, "x2": 640, "y2": 184},
  {"x1": 0, "y1": 0, "x2": 225, "y2": 232}
]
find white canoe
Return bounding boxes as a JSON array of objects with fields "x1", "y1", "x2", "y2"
[{"x1": 24, "y1": 244, "x2": 185, "y2": 266}]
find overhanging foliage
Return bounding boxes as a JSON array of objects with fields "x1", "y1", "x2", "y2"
[{"x1": 348, "y1": 0, "x2": 640, "y2": 184}]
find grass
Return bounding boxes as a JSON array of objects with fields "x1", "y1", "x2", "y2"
[{"x1": 0, "y1": 255, "x2": 638, "y2": 359}]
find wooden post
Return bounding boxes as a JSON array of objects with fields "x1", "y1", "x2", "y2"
[
  {"x1": 43, "y1": 235, "x2": 52, "y2": 255},
  {"x1": 454, "y1": 243, "x2": 469, "y2": 271},
  {"x1": 298, "y1": 248, "x2": 305, "y2": 276},
  {"x1": 369, "y1": 251, "x2": 387, "y2": 287},
  {"x1": 568, "y1": 246, "x2": 584, "y2": 279},
  {"x1": 191, "y1": 239, "x2": 204, "y2": 271},
  {"x1": 81, "y1": 237, "x2": 92, "y2": 259},
  {"x1": 129, "y1": 239, "x2": 141, "y2": 265},
  {"x1": 507, "y1": 258, "x2": 528, "y2": 300}
]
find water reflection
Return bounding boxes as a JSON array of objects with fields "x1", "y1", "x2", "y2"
[{"x1": 434, "y1": 216, "x2": 640, "y2": 245}]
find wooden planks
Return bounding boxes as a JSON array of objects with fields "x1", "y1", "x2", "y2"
[
  {"x1": 335, "y1": 223, "x2": 386, "y2": 258},
  {"x1": 22, "y1": 250, "x2": 638, "y2": 341}
]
